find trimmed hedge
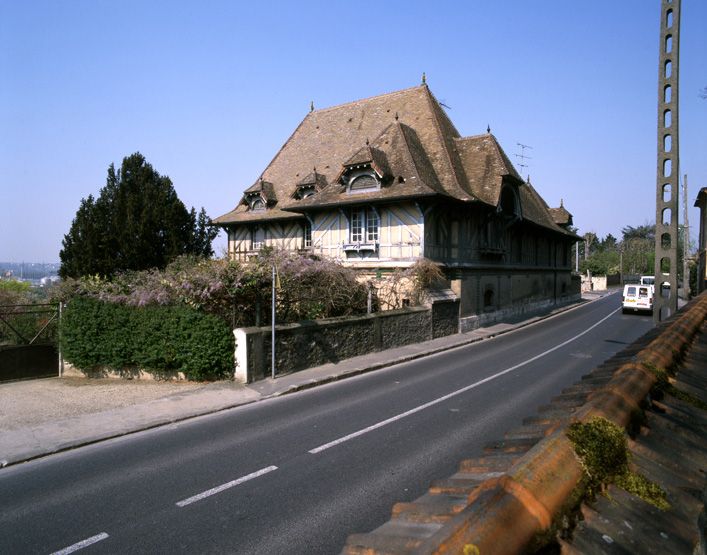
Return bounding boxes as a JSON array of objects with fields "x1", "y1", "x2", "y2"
[{"x1": 62, "y1": 297, "x2": 233, "y2": 380}]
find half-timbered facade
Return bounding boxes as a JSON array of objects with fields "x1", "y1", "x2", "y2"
[{"x1": 215, "y1": 84, "x2": 579, "y2": 321}]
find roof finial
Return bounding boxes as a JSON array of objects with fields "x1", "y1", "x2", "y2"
[
  {"x1": 310, "y1": 100, "x2": 314, "y2": 112},
  {"x1": 421, "y1": 72, "x2": 426, "y2": 85},
  {"x1": 487, "y1": 124, "x2": 491, "y2": 134},
  {"x1": 560, "y1": 198, "x2": 564, "y2": 207}
]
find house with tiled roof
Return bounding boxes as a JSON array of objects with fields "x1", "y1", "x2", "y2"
[{"x1": 215, "y1": 84, "x2": 579, "y2": 327}]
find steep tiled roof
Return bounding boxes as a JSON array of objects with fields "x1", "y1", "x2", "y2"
[
  {"x1": 548, "y1": 201, "x2": 573, "y2": 226},
  {"x1": 296, "y1": 171, "x2": 327, "y2": 190},
  {"x1": 214, "y1": 85, "x2": 572, "y2": 238},
  {"x1": 243, "y1": 178, "x2": 277, "y2": 203},
  {"x1": 455, "y1": 133, "x2": 522, "y2": 206},
  {"x1": 214, "y1": 85, "x2": 463, "y2": 224}
]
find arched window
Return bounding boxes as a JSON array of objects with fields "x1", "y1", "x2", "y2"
[{"x1": 347, "y1": 170, "x2": 380, "y2": 193}]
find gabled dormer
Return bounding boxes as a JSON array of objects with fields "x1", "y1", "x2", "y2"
[
  {"x1": 548, "y1": 199, "x2": 573, "y2": 228},
  {"x1": 337, "y1": 142, "x2": 391, "y2": 194},
  {"x1": 242, "y1": 178, "x2": 277, "y2": 211},
  {"x1": 293, "y1": 169, "x2": 328, "y2": 200},
  {"x1": 498, "y1": 181, "x2": 522, "y2": 225}
]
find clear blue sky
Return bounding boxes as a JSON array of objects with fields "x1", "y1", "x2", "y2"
[{"x1": 1, "y1": 0, "x2": 705, "y2": 262}]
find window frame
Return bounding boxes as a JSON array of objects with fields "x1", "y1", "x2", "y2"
[
  {"x1": 303, "y1": 221, "x2": 312, "y2": 248},
  {"x1": 346, "y1": 169, "x2": 380, "y2": 194},
  {"x1": 349, "y1": 207, "x2": 379, "y2": 243},
  {"x1": 344, "y1": 206, "x2": 380, "y2": 253}
]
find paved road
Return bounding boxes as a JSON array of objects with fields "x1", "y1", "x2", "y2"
[{"x1": 0, "y1": 292, "x2": 654, "y2": 554}]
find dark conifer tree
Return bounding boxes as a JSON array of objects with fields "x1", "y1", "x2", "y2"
[{"x1": 60, "y1": 153, "x2": 218, "y2": 278}]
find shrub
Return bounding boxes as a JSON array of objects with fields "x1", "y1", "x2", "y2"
[
  {"x1": 373, "y1": 258, "x2": 446, "y2": 310},
  {"x1": 62, "y1": 297, "x2": 233, "y2": 380},
  {"x1": 55, "y1": 251, "x2": 369, "y2": 327}
]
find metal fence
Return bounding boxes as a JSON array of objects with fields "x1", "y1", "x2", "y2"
[{"x1": 0, "y1": 303, "x2": 61, "y2": 382}]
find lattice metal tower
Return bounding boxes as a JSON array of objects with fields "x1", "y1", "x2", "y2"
[{"x1": 654, "y1": 0, "x2": 680, "y2": 322}]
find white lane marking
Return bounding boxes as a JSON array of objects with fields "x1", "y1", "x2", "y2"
[
  {"x1": 309, "y1": 307, "x2": 621, "y2": 454},
  {"x1": 50, "y1": 533, "x2": 109, "y2": 555},
  {"x1": 176, "y1": 465, "x2": 278, "y2": 507}
]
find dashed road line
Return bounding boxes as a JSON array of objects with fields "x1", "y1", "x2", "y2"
[
  {"x1": 176, "y1": 465, "x2": 278, "y2": 507},
  {"x1": 50, "y1": 532, "x2": 109, "y2": 554},
  {"x1": 309, "y1": 307, "x2": 621, "y2": 454}
]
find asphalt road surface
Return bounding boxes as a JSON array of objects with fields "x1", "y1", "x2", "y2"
[{"x1": 0, "y1": 292, "x2": 654, "y2": 554}]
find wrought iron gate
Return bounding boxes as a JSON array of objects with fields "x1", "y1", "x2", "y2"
[{"x1": 0, "y1": 303, "x2": 61, "y2": 382}]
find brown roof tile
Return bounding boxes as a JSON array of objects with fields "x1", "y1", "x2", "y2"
[
  {"x1": 215, "y1": 85, "x2": 463, "y2": 224},
  {"x1": 548, "y1": 202, "x2": 573, "y2": 226},
  {"x1": 455, "y1": 133, "x2": 522, "y2": 206},
  {"x1": 214, "y1": 85, "x2": 574, "y2": 239}
]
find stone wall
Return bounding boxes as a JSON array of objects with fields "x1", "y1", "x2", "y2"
[
  {"x1": 581, "y1": 274, "x2": 608, "y2": 292},
  {"x1": 234, "y1": 299, "x2": 459, "y2": 383},
  {"x1": 452, "y1": 269, "x2": 576, "y2": 318},
  {"x1": 459, "y1": 292, "x2": 581, "y2": 333}
]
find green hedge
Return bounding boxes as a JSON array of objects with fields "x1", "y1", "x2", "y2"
[{"x1": 62, "y1": 297, "x2": 233, "y2": 380}]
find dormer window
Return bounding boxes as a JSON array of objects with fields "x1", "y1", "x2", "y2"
[
  {"x1": 293, "y1": 170, "x2": 327, "y2": 200},
  {"x1": 499, "y1": 185, "x2": 521, "y2": 219},
  {"x1": 350, "y1": 172, "x2": 379, "y2": 192},
  {"x1": 294, "y1": 185, "x2": 316, "y2": 200},
  {"x1": 242, "y1": 178, "x2": 277, "y2": 211},
  {"x1": 346, "y1": 169, "x2": 380, "y2": 194},
  {"x1": 338, "y1": 144, "x2": 390, "y2": 194}
]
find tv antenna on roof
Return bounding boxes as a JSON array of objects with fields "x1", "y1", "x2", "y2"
[{"x1": 514, "y1": 142, "x2": 533, "y2": 180}]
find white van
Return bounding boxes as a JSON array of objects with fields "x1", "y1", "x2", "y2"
[
  {"x1": 640, "y1": 276, "x2": 655, "y2": 287},
  {"x1": 622, "y1": 283, "x2": 653, "y2": 314}
]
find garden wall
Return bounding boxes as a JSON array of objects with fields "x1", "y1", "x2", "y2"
[
  {"x1": 459, "y1": 292, "x2": 581, "y2": 333},
  {"x1": 234, "y1": 298, "x2": 459, "y2": 383}
]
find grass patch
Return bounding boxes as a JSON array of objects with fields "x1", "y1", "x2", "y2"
[
  {"x1": 566, "y1": 417, "x2": 669, "y2": 510},
  {"x1": 664, "y1": 386, "x2": 707, "y2": 411},
  {"x1": 643, "y1": 361, "x2": 707, "y2": 411}
]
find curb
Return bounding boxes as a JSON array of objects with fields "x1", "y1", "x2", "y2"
[
  {"x1": 278, "y1": 297, "x2": 594, "y2": 396},
  {"x1": 1, "y1": 297, "x2": 597, "y2": 468},
  {"x1": 341, "y1": 291, "x2": 707, "y2": 554}
]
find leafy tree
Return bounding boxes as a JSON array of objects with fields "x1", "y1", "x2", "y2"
[
  {"x1": 616, "y1": 223, "x2": 654, "y2": 277},
  {"x1": 60, "y1": 153, "x2": 218, "y2": 278},
  {"x1": 583, "y1": 232, "x2": 597, "y2": 260},
  {"x1": 621, "y1": 224, "x2": 654, "y2": 242},
  {"x1": 599, "y1": 233, "x2": 618, "y2": 252},
  {"x1": 580, "y1": 248, "x2": 620, "y2": 276}
]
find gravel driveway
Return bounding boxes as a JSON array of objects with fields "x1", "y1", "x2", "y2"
[{"x1": 0, "y1": 377, "x2": 207, "y2": 433}]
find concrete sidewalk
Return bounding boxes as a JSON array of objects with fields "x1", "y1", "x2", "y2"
[{"x1": 0, "y1": 293, "x2": 609, "y2": 468}]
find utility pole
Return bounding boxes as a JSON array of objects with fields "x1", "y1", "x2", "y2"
[
  {"x1": 271, "y1": 265, "x2": 276, "y2": 379},
  {"x1": 683, "y1": 174, "x2": 690, "y2": 299},
  {"x1": 654, "y1": 0, "x2": 680, "y2": 322}
]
